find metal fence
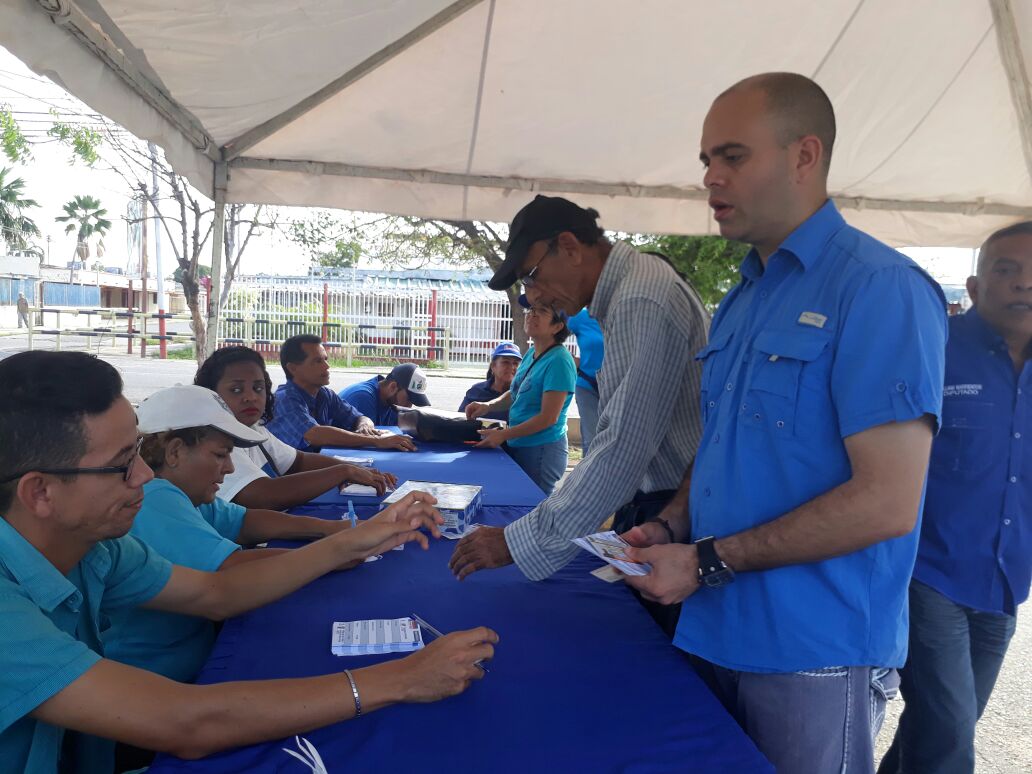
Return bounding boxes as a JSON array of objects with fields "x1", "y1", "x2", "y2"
[{"x1": 221, "y1": 278, "x2": 531, "y2": 369}]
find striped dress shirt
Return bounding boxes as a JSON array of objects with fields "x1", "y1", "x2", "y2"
[{"x1": 504, "y1": 241, "x2": 709, "y2": 580}]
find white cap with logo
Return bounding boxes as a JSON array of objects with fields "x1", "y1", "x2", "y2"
[{"x1": 135, "y1": 384, "x2": 265, "y2": 447}]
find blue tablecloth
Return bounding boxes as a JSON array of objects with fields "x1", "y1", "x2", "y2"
[
  {"x1": 149, "y1": 447, "x2": 772, "y2": 773},
  {"x1": 308, "y1": 433, "x2": 546, "y2": 507}
]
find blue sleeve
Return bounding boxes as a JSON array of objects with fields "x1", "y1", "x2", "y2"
[
  {"x1": 201, "y1": 498, "x2": 247, "y2": 542},
  {"x1": 541, "y1": 350, "x2": 577, "y2": 394},
  {"x1": 265, "y1": 389, "x2": 317, "y2": 450},
  {"x1": 130, "y1": 484, "x2": 241, "y2": 571},
  {"x1": 338, "y1": 386, "x2": 376, "y2": 423},
  {"x1": 100, "y1": 536, "x2": 174, "y2": 609},
  {"x1": 831, "y1": 266, "x2": 947, "y2": 438},
  {"x1": 328, "y1": 392, "x2": 363, "y2": 431},
  {"x1": 0, "y1": 587, "x2": 100, "y2": 733}
]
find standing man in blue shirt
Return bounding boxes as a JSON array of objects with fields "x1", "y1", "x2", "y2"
[
  {"x1": 623, "y1": 72, "x2": 947, "y2": 773},
  {"x1": 265, "y1": 334, "x2": 416, "y2": 452},
  {"x1": 339, "y1": 362, "x2": 431, "y2": 427},
  {"x1": 566, "y1": 309, "x2": 604, "y2": 455},
  {"x1": 879, "y1": 221, "x2": 1032, "y2": 774}
]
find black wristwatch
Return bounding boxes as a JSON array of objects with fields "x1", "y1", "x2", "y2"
[{"x1": 694, "y1": 536, "x2": 735, "y2": 588}]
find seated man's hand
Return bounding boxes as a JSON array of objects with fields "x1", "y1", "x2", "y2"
[
  {"x1": 341, "y1": 464, "x2": 398, "y2": 495},
  {"x1": 448, "y1": 525, "x2": 513, "y2": 580},
  {"x1": 354, "y1": 422, "x2": 381, "y2": 437},
  {"x1": 394, "y1": 627, "x2": 499, "y2": 702},
  {"x1": 622, "y1": 543, "x2": 700, "y2": 605},
  {"x1": 373, "y1": 433, "x2": 417, "y2": 452},
  {"x1": 465, "y1": 402, "x2": 490, "y2": 420}
]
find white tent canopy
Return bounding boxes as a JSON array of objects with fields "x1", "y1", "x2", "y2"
[{"x1": 2, "y1": 0, "x2": 1031, "y2": 348}]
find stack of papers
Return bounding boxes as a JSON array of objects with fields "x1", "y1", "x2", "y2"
[
  {"x1": 337, "y1": 456, "x2": 375, "y2": 467},
  {"x1": 572, "y1": 531, "x2": 652, "y2": 576},
  {"x1": 331, "y1": 617, "x2": 424, "y2": 656},
  {"x1": 381, "y1": 480, "x2": 482, "y2": 539}
]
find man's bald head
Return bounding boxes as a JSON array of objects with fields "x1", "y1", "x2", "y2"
[
  {"x1": 976, "y1": 220, "x2": 1032, "y2": 275},
  {"x1": 718, "y1": 72, "x2": 836, "y2": 173}
]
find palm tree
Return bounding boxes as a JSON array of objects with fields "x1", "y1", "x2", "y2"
[
  {"x1": 55, "y1": 194, "x2": 111, "y2": 280},
  {"x1": 0, "y1": 167, "x2": 41, "y2": 253}
]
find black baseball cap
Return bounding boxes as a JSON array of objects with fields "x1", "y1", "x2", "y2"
[
  {"x1": 386, "y1": 363, "x2": 430, "y2": 406},
  {"x1": 488, "y1": 195, "x2": 601, "y2": 291}
]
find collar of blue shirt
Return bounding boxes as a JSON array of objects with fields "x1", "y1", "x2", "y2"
[
  {"x1": 0, "y1": 516, "x2": 101, "y2": 613},
  {"x1": 740, "y1": 199, "x2": 846, "y2": 281},
  {"x1": 281, "y1": 378, "x2": 325, "y2": 408}
]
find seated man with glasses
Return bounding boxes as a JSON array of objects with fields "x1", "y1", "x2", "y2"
[{"x1": 0, "y1": 351, "x2": 497, "y2": 773}]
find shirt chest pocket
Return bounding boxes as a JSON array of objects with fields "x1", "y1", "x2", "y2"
[
  {"x1": 930, "y1": 400, "x2": 996, "y2": 479},
  {"x1": 741, "y1": 328, "x2": 831, "y2": 439},
  {"x1": 696, "y1": 333, "x2": 734, "y2": 423}
]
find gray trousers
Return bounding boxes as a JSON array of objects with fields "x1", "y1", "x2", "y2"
[{"x1": 691, "y1": 656, "x2": 898, "y2": 774}]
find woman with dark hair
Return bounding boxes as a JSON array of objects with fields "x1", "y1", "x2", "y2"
[
  {"x1": 458, "y1": 341, "x2": 523, "y2": 421},
  {"x1": 465, "y1": 297, "x2": 576, "y2": 495},
  {"x1": 195, "y1": 346, "x2": 396, "y2": 509}
]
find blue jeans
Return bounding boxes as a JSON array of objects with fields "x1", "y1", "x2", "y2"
[
  {"x1": 878, "y1": 580, "x2": 1016, "y2": 774},
  {"x1": 574, "y1": 385, "x2": 600, "y2": 455},
  {"x1": 692, "y1": 657, "x2": 898, "y2": 774},
  {"x1": 506, "y1": 436, "x2": 568, "y2": 496}
]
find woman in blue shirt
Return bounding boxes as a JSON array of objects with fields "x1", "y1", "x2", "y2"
[
  {"x1": 466, "y1": 299, "x2": 576, "y2": 495},
  {"x1": 458, "y1": 341, "x2": 524, "y2": 421}
]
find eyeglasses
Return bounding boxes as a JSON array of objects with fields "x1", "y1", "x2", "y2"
[
  {"x1": 0, "y1": 437, "x2": 144, "y2": 485},
  {"x1": 517, "y1": 238, "x2": 558, "y2": 288}
]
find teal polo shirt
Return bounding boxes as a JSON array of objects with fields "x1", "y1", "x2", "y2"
[
  {"x1": 507, "y1": 344, "x2": 576, "y2": 448},
  {"x1": 103, "y1": 479, "x2": 246, "y2": 682},
  {"x1": 0, "y1": 516, "x2": 172, "y2": 773}
]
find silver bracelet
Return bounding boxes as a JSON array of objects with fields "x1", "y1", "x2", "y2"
[{"x1": 343, "y1": 669, "x2": 362, "y2": 717}]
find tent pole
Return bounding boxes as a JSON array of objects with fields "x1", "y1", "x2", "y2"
[
  {"x1": 205, "y1": 162, "x2": 228, "y2": 360},
  {"x1": 989, "y1": 0, "x2": 1032, "y2": 191}
]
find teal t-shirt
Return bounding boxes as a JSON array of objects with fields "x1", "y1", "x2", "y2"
[
  {"x1": 507, "y1": 344, "x2": 577, "y2": 448},
  {"x1": 103, "y1": 478, "x2": 246, "y2": 682},
  {"x1": 0, "y1": 517, "x2": 172, "y2": 774}
]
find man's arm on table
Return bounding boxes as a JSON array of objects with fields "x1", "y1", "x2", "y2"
[
  {"x1": 451, "y1": 297, "x2": 699, "y2": 581},
  {"x1": 304, "y1": 424, "x2": 416, "y2": 451},
  {"x1": 31, "y1": 628, "x2": 497, "y2": 760},
  {"x1": 626, "y1": 417, "x2": 934, "y2": 603}
]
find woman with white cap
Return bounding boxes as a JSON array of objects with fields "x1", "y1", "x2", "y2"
[
  {"x1": 458, "y1": 341, "x2": 524, "y2": 422},
  {"x1": 101, "y1": 384, "x2": 440, "y2": 685}
]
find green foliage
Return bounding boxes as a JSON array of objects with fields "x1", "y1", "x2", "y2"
[
  {"x1": 174, "y1": 264, "x2": 211, "y2": 284},
  {"x1": 288, "y1": 212, "x2": 363, "y2": 269},
  {"x1": 47, "y1": 111, "x2": 102, "y2": 165},
  {"x1": 0, "y1": 167, "x2": 41, "y2": 250},
  {"x1": 630, "y1": 234, "x2": 748, "y2": 309},
  {"x1": 0, "y1": 105, "x2": 32, "y2": 163},
  {"x1": 166, "y1": 346, "x2": 196, "y2": 360},
  {"x1": 55, "y1": 195, "x2": 111, "y2": 261}
]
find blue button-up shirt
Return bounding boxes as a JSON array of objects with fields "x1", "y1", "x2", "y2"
[
  {"x1": 265, "y1": 380, "x2": 364, "y2": 451},
  {"x1": 914, "y1": 309, "x2": 1032, "y2": 615},
  {"x1": 567, "y1": 309, "x2": 605, "y2": 393},
  {"x1": 0, "y1": 518, "x2": 172, "y2": 773},
  {"x1": 674, "y1": 201, "x2": 947, "y2": 673},
  {"x1": 339, "y1": 376, "x2": 397, "y2": 426}
]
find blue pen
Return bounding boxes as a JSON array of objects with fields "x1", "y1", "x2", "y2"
[{"x1": 347, "y1": 499, "x2": 357, "y2": 529}]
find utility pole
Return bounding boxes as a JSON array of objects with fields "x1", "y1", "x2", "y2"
[
  {"x1": 149, "y1": 142, "x2": 167, "y2": 358},
  {"x1": 139, "y1": 184, "x2": 148, "y2": 358}
]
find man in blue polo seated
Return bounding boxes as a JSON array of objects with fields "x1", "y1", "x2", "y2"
[
  {"x1": 339, "y1": 363, "x2": 431, "y2": 427},
  {"x1": 265, "y1": 333, "x2": 415, "y2": 452}
]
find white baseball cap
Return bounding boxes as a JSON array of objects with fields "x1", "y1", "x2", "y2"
[{"x1": 136, "y1": 384, "x2": 264, "y2": 447}]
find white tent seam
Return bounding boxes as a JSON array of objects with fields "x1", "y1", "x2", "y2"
[
  {"x1": 811, "y1": 0, "x2": 867, "y2": 80},
  {"x1": 461, "y1": 0, "x2": 497, "y2": 220},
  {"x1": 839, "y1": 24, "x2": 994, "y2": 194},
  {"x1": 989, "y1": 0, "x2": 1032, "y2": 191},
  {"x1": 220, "y1": 0, "x2": 486, "y2": 162}
]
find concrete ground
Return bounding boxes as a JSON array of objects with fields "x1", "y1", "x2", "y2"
[{"x1": 4, "y1": 345, "x2": 1029, "y2": 771}]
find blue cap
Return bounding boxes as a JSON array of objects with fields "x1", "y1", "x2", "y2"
[
  {"x1": 491, "y1": 342, "x2": 523, "y2": 360},
  {"x1": 518, "y1": 294, "x2": 568, "y2": 321}
]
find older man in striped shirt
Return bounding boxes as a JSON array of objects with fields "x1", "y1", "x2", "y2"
[{"x1": 449, "y1": 196, "x2": 708, "y2": 607}]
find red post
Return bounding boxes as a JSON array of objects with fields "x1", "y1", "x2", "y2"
[
  {"x1": 158, "y1": 308, "x2": 167, "y2": 359},
  {"x1": 428, "y1": 289, "x2": 438, "y2": 360},
  {"x1": 322, "y1": 282, "x2": 329, "y2": 343}
]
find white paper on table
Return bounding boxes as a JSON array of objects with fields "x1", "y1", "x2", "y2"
[
  {"x1": 339, "y1": 483, "x2": 380, "y2": 496},
  {"x1": 331, "y1": 617, "x2": 424, "y2": 656},
  {"x1": 572, "y1": 530, "x2": 651, "y2": 576}
]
